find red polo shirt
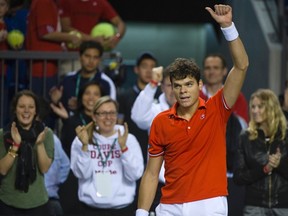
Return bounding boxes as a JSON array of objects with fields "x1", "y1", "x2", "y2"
[
  {"x1": 200, "y1": 88, "x2": 249, "y2": 123},
  {"x1": 149, "y1": 88, "x2": 232, "y2": 204},
  {"x1": 59, "y1": 0, "x2": 118, "y2": 34}
]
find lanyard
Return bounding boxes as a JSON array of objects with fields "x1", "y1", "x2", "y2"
[
  {"x1": 79, "y1": 113, "x2": 87, "y2": 125},
  {"x1": 75, "y1": 73, "x2": 94, "y2": 97},
  {"x1": 94, "y1": 138, "x2": 117, "y2": 168}
]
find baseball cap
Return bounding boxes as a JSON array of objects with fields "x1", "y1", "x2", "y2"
[{"x1": 136, "y1": 52, "x2": 158, "y2": 66}]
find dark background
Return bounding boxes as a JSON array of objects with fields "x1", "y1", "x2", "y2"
[
  {"x1": 109, "y1": 0, "x2": 228, "y2": 40},
  {"x1": 109, "y1": 0, "x2": 227, "y2": 23}
]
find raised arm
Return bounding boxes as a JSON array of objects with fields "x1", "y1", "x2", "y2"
[
  {"x1": 206, "y1": 5, "x2": 249, "y2": 108},
  {"x1": 131, "y1": 66, "x2": 163, "y2": 130}
]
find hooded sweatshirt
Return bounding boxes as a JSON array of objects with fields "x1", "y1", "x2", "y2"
[{"x1": 70, "y1": 124, "x2": 144, "y2": 209}]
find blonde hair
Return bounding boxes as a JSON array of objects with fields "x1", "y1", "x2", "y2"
[
  {"x1": 248, "y1": 89, "x2": 287, "y2": 142},
  {"x1": 86, "y1": 96, "x2": 118, "y2": 143}
]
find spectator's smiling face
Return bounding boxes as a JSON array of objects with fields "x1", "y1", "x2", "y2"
[
  {"x1": 82, "y1": 85, "x2": 102, "y2": 113},
  {"x1": 250, "y1": 97, "x2": 267, "y2": 124},
  {"x1": 15, "y1": 95, "x2": 37, "y2": 130},
  {"x1": 93, "y1": 102, "x2": 118, "y2": 136}
]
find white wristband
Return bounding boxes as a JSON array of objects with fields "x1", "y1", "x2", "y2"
[
  {"x1": 221, "y1": 22, "x2": 239, "y2": 41},
  {"x1": 136, "y1": 209, "x2": 149, "y2": 216}
]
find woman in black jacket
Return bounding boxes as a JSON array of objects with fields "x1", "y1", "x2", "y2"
[
  {"x1": 233, "y1": 89, "x2": 288, "y2": 216},
  {"x1": 50, "y1": 81, "x2": 103, "y2": 215}
]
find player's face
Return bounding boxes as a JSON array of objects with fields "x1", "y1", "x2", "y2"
[
  {"x1": 135, "y1": 58, "x2": 157, "y2": 84},
  {"x1": 80, "y1": 48, "x2": 101, "y2": 73},
  {"x1": 172, "y1": 76, "x2": 201, "y2": 109},
  {"x1": 203, "y1": 56, "x2": 226, "y2": 85}
]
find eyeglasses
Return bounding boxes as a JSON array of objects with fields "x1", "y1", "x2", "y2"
[{"x1": 95, "y1": 111, "x2": 118, "y2": 118}]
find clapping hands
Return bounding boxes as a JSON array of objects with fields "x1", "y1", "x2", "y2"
[
  {"x1": 118, "y1": 122, "x2": 128, "y2": 151},
  {"x1": 268, "y1": 147, "x2": 281, "y2": 169},
  {"x1": 11, "y1": 122, "x2": 21, "y2": 145},
  {"x1": 75, "y1": 121, "x2": 93, "y2": 151},
  {"x1": 35, "y1": 127, "x2": 48, "y2": 145}
]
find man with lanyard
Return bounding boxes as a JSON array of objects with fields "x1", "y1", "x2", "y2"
[{"x1": 49, "y1": 40, "x2": 116, "y2": 117}]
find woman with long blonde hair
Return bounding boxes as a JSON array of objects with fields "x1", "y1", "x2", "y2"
[{"x1": 234, "y1": 89, "x2": 288, "y2": 216}]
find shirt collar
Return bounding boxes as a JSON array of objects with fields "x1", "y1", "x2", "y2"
[{"x1": 168, "y1": 97, "x2": 206, "y2": 118}]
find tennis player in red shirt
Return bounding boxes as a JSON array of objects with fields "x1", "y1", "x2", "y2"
[{"x1": 136, "y1": 4, "x2": 249, "y2": 216}]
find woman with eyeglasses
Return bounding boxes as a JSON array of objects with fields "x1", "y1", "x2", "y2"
[{"x1": 71, "y1": 96, "x2": 144, "y2": 216}]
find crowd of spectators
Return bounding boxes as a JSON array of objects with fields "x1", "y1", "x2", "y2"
[{"x1": 1, "y1": 1, "x2": 288, "y2": 216}]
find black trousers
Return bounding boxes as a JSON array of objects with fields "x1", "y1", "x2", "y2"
[
  {"x1": 79, "y1": 202, "x2": 136, "y2": 216},
  {"x1": 227, "y1": 177, "x2": 245, "y2": 216},
  {"x1": 0, "y1": 199, "x2": 49, "y2": 216}
]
